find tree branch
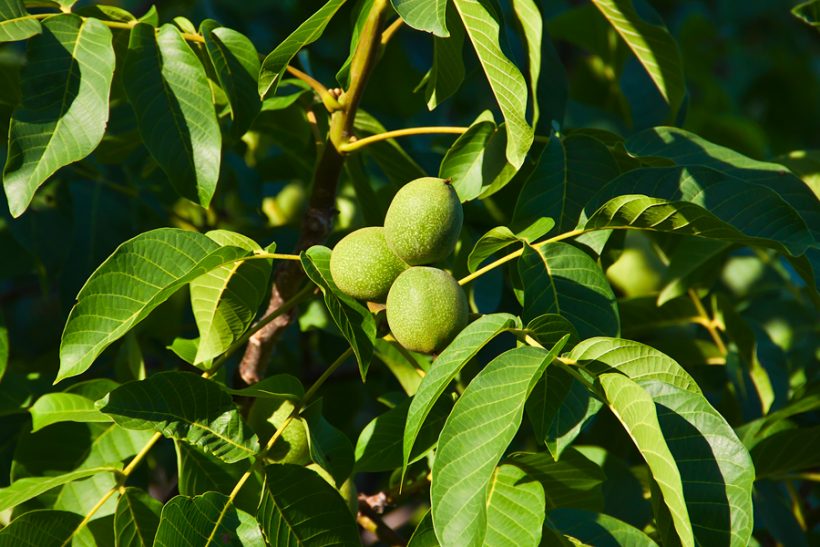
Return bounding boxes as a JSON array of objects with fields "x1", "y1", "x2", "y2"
[{"x1": 237, "y1": 0, "x2": 391, "y2": 385}]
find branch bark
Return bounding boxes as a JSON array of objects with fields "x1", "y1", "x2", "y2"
[{"x1": 238, "y1": 0, "x2": 390, "y2": 384}]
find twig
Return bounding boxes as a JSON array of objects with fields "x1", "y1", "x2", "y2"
[{"x1": 358, "y1": 493, "x2": 407, "y2": 546}]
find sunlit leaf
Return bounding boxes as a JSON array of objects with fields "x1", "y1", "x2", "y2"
[
  {"x1": 452, "y1": 0, "x2": 533, "y2": 168},
  {"x1": 0, "y1": 509, "x2": 81, "y2": 547},
  {"x1": 392, "y1": 0, "x2": 448, "y2": 36},
  {"x1": 190, "y1": 231, "x2": 271, "y2": 366},
  {"x1": 597, "y1": 373, "x2": 694, "y2": 547},
  {"x1": 403, "y1": 313, "x2": 518, "y2": 474},
  {"x1": 3, "y1": 14, "x2": 114, "y2": 217},
  {"x1": 431, "y1": 342, "x2": 567, "y2": 545},
  {"x1": 59, "y1": 229, "x2": 251, "y2": 382},
  {"x1": 301, "y1": 245, "x2": 375, "y2": 379},
  {"x1": 98, "y1": 371, "x2": 259, "y2": 463},
  {"x1": 124, "y1": 23, "x2": 221, "y2": 206},
  {"x1": 0, "y1": 0, "x2": 40, "y2": 43},
  {"x1": 422, "y1": 4, "x2": 464, "y2": 109},
  {"x1": 29, "y1": 392, "x2": 112, "y2": 432},
  {"x1": 484, "y1": 464, "x2": 545, "y2": 547},
  {"x1": 0, "y1": 465, "x2": 119, "y2": 512},
  {"x1": 258, "y1": 0, "x2": 347, "y2": 97}
]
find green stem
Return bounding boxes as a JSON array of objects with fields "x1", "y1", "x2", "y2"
[{"x1": 339, "y1": 126, "x2": 469, "y2": 153}]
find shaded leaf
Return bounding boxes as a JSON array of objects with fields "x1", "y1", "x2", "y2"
[
  {"x1": 258, "y1": 0, "x2": 347, "y2": 97},
  {"x1": 597, "y1": 373, "x2": 693, "y2": 547},
  {"x1": 176, "y1": 443, "x2": 261, "y2": 515},
  {"x1": 467, "y1": 218, "x2": 554, "y2": 273},
  {"x1": 154, "y1": 491, "x2": 263, "y2": 546},
  {"x1": 512, "y1": 135, "x2": 619, "y2": 234},
  {"x1": 506, "y1": 448, "x2": 605, "y2": 511},
  {"x1": 751, "y1": 425, "x2": 820, "y2": 479},
  {"x1": 548, "y1": 508, "x2": 659, "y2": 547},
  {"x1": 3, "y1": 14, "x2": 114, "y2": 217},
  {"x1": 98, "y1": 371, "x2": 259, "y2": 463},
  {"x1": 793, "y1": 0, "x2": 820, "y2": 29},
  {"x1": 524, "y1": 313, "x2": 579, "y2": 350},
  {"x1": 257, "y1": 464, "x2": 360, "y2": 546},
  {"x1": 190, "y1": 231, "x2": 271, "y2": 366},
  {"x1": 392, "y1": 0, "x2": 448, "y2": 36},
  {"x1": 0, "y1": 509, "x2": 82, "y2": 547},
  {"x1": 644, "y1": 381, "x2": 754, "y2": 547},
  {"x1": 431, "y1": 342, "x2": 567, "y2": 546},
  {"x1": 519, "y1": 242, "x2": 619, "y2": 338},
  {"x1": 0, "y1": 311, "x2": 8, "y2": 382},
  {"x1": 422, "y1": 5, "x2": 464, "y2": 109},
  {"x1": 484, "y1": 464, "x2": 545, "y2": 547},
  {"x1": 59, "y1": 228, "x2": 251, "y2": 382},
  {"x1": 204, "y1": 26, "x2": 261, "y2": 136},
  {"x1": 0, "y1": 465, "x2": 119, "y2": 512},
  {"x1": 403, "y1": 313, "x2": 517, "y2": 474},
  {"x1": 30, "y1": 392, "x2": 112, "y2": 432},
  {"x1": 114, "y1": 487, "x2": 162, "y2": 547},
  {"x1": 301, "y1": 246, "x2": 375, "y2": 380},
  {"x1": 124, "y1": 23, "x2": 221, "y2": 206},
  {"x1": 227, "y1": 374, "x2": 304, "y2": 402},
  {"x1": 407, "y1": 510, "x2": 438, "y2": 546},
  {"x1": 657, "y1": 238, "x2": 729, "y2": 306},
  {"x1": 452, "y1": 0, "x2": 533, "y2": 168},
  {"x1": 590, "y1": 0, "x2": 685, "y2": 113},
  {"x1": 526, "y1": 364, "x2": 602, "y2": 459},
  {"x1": 302, "y1": 401, "x2": 355, "y2": 486}
]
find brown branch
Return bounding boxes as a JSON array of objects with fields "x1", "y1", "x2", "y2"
[
  {"x1": 358, "y1": 493, "x2": 407, "y2": 547},
  {"x1": 237, "y1": 0, "x2": 391, "y2": 384}
]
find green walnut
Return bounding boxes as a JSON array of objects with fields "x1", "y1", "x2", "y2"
[
  {"x1": 386, "y1": 267, "x2": 469, "y2": 354},
  {"x1": 330, "y1": 227, "x2": 408, "y2": 302},
  {"x1": 248, "y1": 399, "x2": 310, "y2": 465},
  {"x1": 384, "y1": 177, "x2": 463, "y2": 265}
]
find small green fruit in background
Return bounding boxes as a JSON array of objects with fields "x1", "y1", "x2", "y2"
[
  {"x1": 386, "y1": 267, "x2": 469, "y2": 353},
  {"x1": 330, "y1": 227, "x2": 408, "y2": 302},
  {"x1": 384, "y1": 177, "x2": 463, "y2": 265},
  {"x1": 247, "y1": 399, "x2": 310, "y2": 465}
]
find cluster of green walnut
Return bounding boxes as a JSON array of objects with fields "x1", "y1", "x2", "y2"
[{"x1": 329, "y1": 177, "x2": 468, "y2": 354}]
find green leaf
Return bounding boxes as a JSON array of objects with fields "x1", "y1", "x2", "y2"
[
  {"x1": 58, "y1": 228, "x2": 251, "y2": 382},
  {"x1": 590, "y1": 0, "x2": 685, "y2": 114},
  {"x1": 0, "y1": 310, "x2": 7, "y2": 382},
  {"x1": 98, "y1": 371, "x2": 259, "y2": 463},
  {"x1": 657, "y1": 238, "x2": 729, "y2": 306},
  {"x1": 30, "y1": 392, "x2": 113, "y2": 432},
  {"x1": 524, "y1": 313, "x2": 579, "y2": 350},
  {"x1": 124, "y1": 23, "x2": 221, "y2": 206},
  {"x1": 422, "y1": 5, "x2": 464, "y2": 109},
  {"x1": 257, "y1": 464, "x2": 360, "y2": 546},
  {"x1": 301, "y1": 246, "x2": 376, "y2": 380},
  {"x1": 154, "y1": 491, "x2": 264, "y2": 546},
  {"x1": 625, "y1": 127, "x2": 820, "y2": 243},
  {"x1": 548, "y1": 509, "x2": 659, "y2": 546},
  {"x1": 0, "y1": 0, "x2": 40, "y2": 43},
  {"x1": 114, "y1": 487, "x2": 162, "y2": 547},
  {"x1": 644, "y1": 381, "x2": 754, "y2": 547},
  {"x1": 391, "y1": 0, "x2": 448, "y2": 36},
  {"x1": 509, "y1": 0, "x2": 543, "y2": 128},
  {"x1": 355, "y1": 397, "x2": 449, "y2": 472},
  {"x1": 227, "y1": 374, "x2": 304, "y2": 402},
  {"x1": 751, "y1": 425, "x2": 820, "y2": 479},
  {"x1": 439, "y1": 111, "x2": 518, "y2": 201},
  {"x1": 569, "y1": 337, "x2": 701, "y2": 394},
  {"x1": 403, "y1": 313, "x2": 517, "y2": 474},
  {"x1": 407, "y1": 510, "x2": 438, "y2": 546},
  {"x1": 3, "y1": 14, "x2": 114, "y2": 217},
  {"x1": 597, "y1": 373, "x2": 694, "y2": 547},
  {"x1": 526, "y1": 365, "x2": 602, "y2": 459},
  {"x1": 176, "y1": 443, "x2": 262, "y2": 515},
  {"x1": 352, "y1": 110, "x2": 426, "y2": 186},
  {"x1": 467, "y1": 219, "x2": 555, "y2": 273},
  {"x1": 519, "y1": 242, "x2": 619, "y2": 339},
  {"x1": 79, "y1": 425, "x2": 156, "y2": 469},
  {"x1": 512, "y1": 135, "x2": 619, "y2": 234},
  {"x1": 204, "y1": 26, "x2": 261, "y2": 136},
  {"x1": 482, "y1": 464, "x2": 545, "y2": 547},
  {"x1": 505, "y1": 448, "x2": 605, "y2": 511},
  {"x1": 258, "y1": 0, "x2": 347, "y2": 97},
  {"x1": 792, "y1": 1, "x2": 820, "y2": 30},
  {"x1": 431, "y1": 342, "x2": 567, "y2": 546},
  {"x1": 0, "y1": 509, "x2": 82, "y2": 547},
  {"x1": 190, "y1": 231, "x2": 272, "y2": 366},
  {"x1": 0, "y1": 465, "x2": 119, "y2": 512},
  {"x1": 583, "y1": 189, "x2": 812, "y2": 258},
  {"x1": 452, "y1": 0, "x2": 533, "y2": 168},
  {"x1": 302, "y1": 401, "x2": 355, "y2": 486}
]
